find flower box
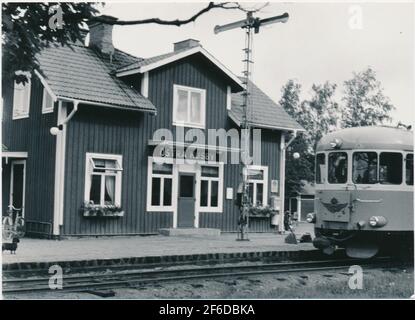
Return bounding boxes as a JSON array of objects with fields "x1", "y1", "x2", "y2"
[
  {"x1": 248, "y1": 206, "x2": 276, "y2": 218},
  {"x1": 81, "y1": 201, "x2": 124, "y2": 218}
]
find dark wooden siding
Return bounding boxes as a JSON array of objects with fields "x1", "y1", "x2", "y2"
[
  {"x1": 2, "y1": 76, "x2": 57, "y2": 236},
  {"x1": 62, "y1": 53, "x2": 281, "y2": 235},
  {"x1": 63, "y1": 106, "x2": 172, "y2": 235},
  {"x1": 199, "y1": 130, "x2": 281, "y2": 232}
]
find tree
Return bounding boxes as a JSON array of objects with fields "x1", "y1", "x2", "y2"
[
  {"x1": 2, "y1": 2, "x2": 245, "y2": 84},
  {"x1": 2, "y1": 2, "x2": 99, "y2": 84},
  {"x1": 280, "y1": 80, "x2": 339, "y2": 199},
  {"x1": 341, "y1": 67, "x2": 395, "y2": 128}
]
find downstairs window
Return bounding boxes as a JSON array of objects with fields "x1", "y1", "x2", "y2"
[{"x1": 85, "y1": 153, "x2": 123, "y2": 206}]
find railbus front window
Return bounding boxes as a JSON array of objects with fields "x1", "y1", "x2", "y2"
[
  {"x1": 379, "y1": 152, "x2": 403, "y2": 185},
  {"x1": 405, "y1": 153, "x2": 413, "y2": 185},
  {"x1": 316, "y1": 153, "x2": 326, "y2": 184},
  {"x1": 328, "y1": 152, "x2": 348, "y2": 184},
  {"x1": 352, "y1": 152, "x2": 378, "y2": 184}
]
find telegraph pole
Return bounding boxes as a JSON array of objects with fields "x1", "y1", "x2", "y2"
[{"x1": 214, "y1": 11, "x2": 289, "y2": 241}]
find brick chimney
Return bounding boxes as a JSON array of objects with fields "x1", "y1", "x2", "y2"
[
  {"x1": 173, "y1": 39, "x2": 200, "y2": 51},
  {"x1": 87, "y1": 15, "x2": 118, "y2": 56}
]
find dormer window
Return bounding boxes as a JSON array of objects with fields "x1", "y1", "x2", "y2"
[
  {"x1": 12, "y1": 72, "x2": 31, "y2": 120},
  {"x1": 42, "y1": 88, "x2": 54, "y2": 114},
  {"x1": 173, "y1": 84, "x2": 206, "y2": 129}
]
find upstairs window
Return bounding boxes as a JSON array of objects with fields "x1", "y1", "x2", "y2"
[
  {"x1": 85, "y1": 153, "x2": 123, "y2": 206},
  {"x1": 13, "y1": 73, "x2": 31, "y2": 119},
  {"x1": 379, "y1": 152, "x2": 402, "y2": 185},
  {"x1": 353, "y1": 152, "x2": 378, "y2": 184},
  {"x1": 173, "y1": 84, "x2": 206, "y2": 129},
  {"x1": 245, "y1": 166, "x2": 268, "y2": 207},
  {"x1": 406, "y1": 153, "x2": 413, "y2": 186},
  {"x1": 42, "y1": 88, "x2": 54, "y2": 114},
  {"x1": 328, "y1": 152, "x2": 348, "y2": 184}
]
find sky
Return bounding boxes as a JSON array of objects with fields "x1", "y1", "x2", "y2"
[{"x1": 101, "y1": 1, "x2": 414, "y2": 126}]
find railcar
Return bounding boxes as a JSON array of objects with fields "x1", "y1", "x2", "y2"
[{"x1": 307, "y1": 126, "x2": 413, "y2": 258}]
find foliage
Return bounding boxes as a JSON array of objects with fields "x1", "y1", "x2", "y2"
[
  {"x1": 280, "y1": 80, "x2": 338, "y2": 198},
  {"x1": 342, "y1": 67, "x2": 395, "y2": 128},
  {"x1": 2, "y1": 2, "x2": 246, "y2": 84},
  {"x1": 248, "y1": 205, "x2": 276, "y2": 218},
  {"x1": 81, "y1": 201, "x2": 124, "y2": 217},
  {"x1": 280, "y1": 67, "x2": 394, "y2": 201},
  {"x1": 2, "y1": 2, "x2": 99, "y2": 84}
]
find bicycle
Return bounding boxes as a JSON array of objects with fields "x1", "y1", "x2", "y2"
[{"x1": 2, "y1": 205, "x2": 25, "y2": 241}]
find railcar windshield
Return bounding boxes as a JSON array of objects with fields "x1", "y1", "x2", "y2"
[
  {"x1": 406, "y1": 153, "x2": 413, "y2": 185},
  {"x1": 316, "y1": 153, "x2": 326, "y2": 184},
  {"x1": 352, "y1": 152, "x2": 378, "y2": 184},
  {"x1": 379, "y1": 152, "x2": 402, "y2": 184},
  {"x1": 328, "y1": 152, "x2": 348, "y2": 184}
]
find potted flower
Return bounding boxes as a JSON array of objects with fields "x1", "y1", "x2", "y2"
[
  {"x1": 248, "y1": 205, "x2": 276, "y2": 218},
  {"x1": 81, "y1": 201, "x2": 124, "y2": 217}
]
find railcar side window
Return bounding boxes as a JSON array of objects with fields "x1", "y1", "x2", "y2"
[
  {"x1": 328, "y1": 152, "x2": 348, "y2": 184},
  {"x1": 352, "y1": 152, "x2": 378, "y2": 184},
  {"x1": 379, "y1": 152, "x2": 402, "y2": 185},
  {"x1": 316, "y1": 153, "x2": 326, "y2": 184},
  {"x1": 406, "y1": 153, "x2": 413, "y2": 186}
]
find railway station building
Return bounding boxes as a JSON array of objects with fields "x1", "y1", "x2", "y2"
[{"x1": 1, "y1": 17, "x2": 303, "y2": 238}]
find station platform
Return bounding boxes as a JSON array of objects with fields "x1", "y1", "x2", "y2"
[{"x1": 2, "y1": 223, "x2": 315, "y2": 271}]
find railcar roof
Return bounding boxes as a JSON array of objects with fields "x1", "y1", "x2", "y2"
[{"x1": 316, "y1": 126, "x2": 414, "y2": 152}]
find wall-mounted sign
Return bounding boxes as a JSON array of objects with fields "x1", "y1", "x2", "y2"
[
  {"x1": 271, "y1": 180, "x2": 279, "y2": 193},
  {"x1": 226, "y1": 187, "x2": 233, "y2": 200},
  {"x1": 151, "y1": 144, "x2": 219, "y2": 162}
]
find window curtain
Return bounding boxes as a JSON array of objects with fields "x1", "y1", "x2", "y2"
[
  {"x1": 104, "y1": 160, "x2": 116, "y2": 203},
  {"x1": 105, "y1": 176, "x2": 115, "y2": 203}
]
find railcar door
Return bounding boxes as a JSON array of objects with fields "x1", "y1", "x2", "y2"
[{"x1": 317, "y1": 152, "x2": 352, "y2": 223}]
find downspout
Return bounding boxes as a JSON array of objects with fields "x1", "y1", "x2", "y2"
[
  {"x1": 52, "y1": 100, "x2": 79, "y2": 237},
  {"x1": 278, "y1": 129, "x2": 298, "y2": 233}
]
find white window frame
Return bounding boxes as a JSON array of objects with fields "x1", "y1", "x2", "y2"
[
  {"x1": 12, "y1": 72, "x2": 31, "y2": 120},
  {"x1": 172, "y1": 84, "x2": 206, "y2": 129},
  {"x1": 244, "y1": 165, "x2": 269, "y2": 207},
  {"x1": 198, "y1": 163, "x2": 224, "y2": 213},
  {"x1": 42, "y1": 87, "x2": 54, "y2": 114},
  {"x1": 147, "y1": 157, "x2": 176, "y2": 212},
  {"x1": 84, "y1": 153, "x2": 123, "y2": 207}
]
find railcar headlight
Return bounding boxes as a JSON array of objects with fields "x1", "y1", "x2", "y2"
[
  {"x1": 369, "y1": 216, "x2": 387, "y2": 228},
  {"x1": 306, "y1": 213, "x2": 316, "y2": 223}
]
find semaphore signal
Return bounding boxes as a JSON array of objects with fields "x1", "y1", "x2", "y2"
[{"x1": 214, "y1": 11, "x2": 289, "y2": 241}]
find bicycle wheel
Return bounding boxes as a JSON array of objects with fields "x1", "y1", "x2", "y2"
[
  {"x1": 2, "y1": 217, "x2": 14, "y2": 241},
  {"x1": 15, "y1": 217, "x2": 25, "y2": 238}
]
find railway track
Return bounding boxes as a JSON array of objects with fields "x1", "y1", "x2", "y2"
[{"x1": 3, "y1": 256, "x2": 408, "y2": 294}]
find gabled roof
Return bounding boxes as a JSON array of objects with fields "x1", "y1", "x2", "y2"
[
  {"x1": 116, "y1": 45, "x2": 244, "y2": 92},
  {"x1": 36, "y1": 44, "x2": 156, "y2": 113},
  {"x1": 229, "y1": 80, "x2": 304, "y2": 132}
]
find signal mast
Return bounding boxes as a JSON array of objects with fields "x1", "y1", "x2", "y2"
[{"x1": 214, "y1": 11, "x2": 289, "y2": 241}]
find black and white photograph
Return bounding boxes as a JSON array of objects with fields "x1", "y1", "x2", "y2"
[{"x1": 0, "y1": 0, "x2": 414, "y2": 305}]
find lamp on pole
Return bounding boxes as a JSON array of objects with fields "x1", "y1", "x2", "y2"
[{"x1": 214, "y1": 11, "x2": 289, "y2": 241}]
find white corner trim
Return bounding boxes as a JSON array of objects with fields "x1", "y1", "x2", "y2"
[
  {"x1": 53, "y1": 101, "x2": 66, "y2": 236},
  {"x1": 226, "y1": 86, "x2": 232, "y2": 110},
  {"x1": 141, "y1": 72, "x2": 149, "y2": 98}
]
